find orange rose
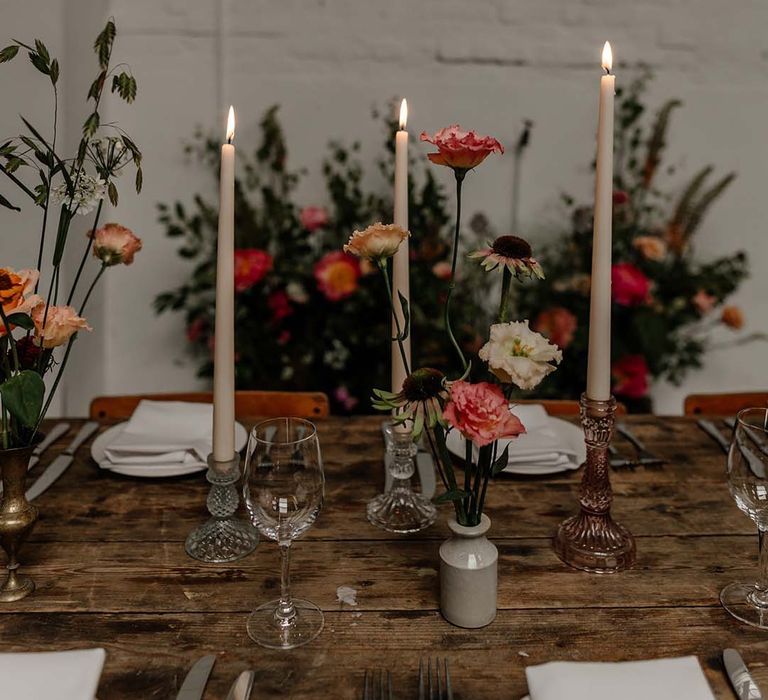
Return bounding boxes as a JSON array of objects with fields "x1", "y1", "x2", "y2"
[
  {"x1": 0, "y1": 267, "x2": 41, "y2": 336},
  {"x1": 721, "y1": 305, "x2": 744, "y2": 330},
  {"x1": 32, "y1": 304, "x2": 92, "y2": 348}
]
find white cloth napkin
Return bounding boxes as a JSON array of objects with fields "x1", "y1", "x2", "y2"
[
  {"x1": 525, "y1": 656, "x2": 716, "y2": 700},
  {"x1": 103, "y1": 400, "x2": 212, "y2": 466},
  {"x1": 0, "y1": 647, "x2": 105, "y2": 700},
  {"x1": 446, "y1": 404, "x2": 582, "y2": 473}
]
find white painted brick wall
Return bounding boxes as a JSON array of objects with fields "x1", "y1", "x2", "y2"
[{"x1": 1, "y1": 0, "x2": 767, "y2": 414}]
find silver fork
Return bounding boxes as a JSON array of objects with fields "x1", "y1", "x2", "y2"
[
  {"x1": 362, "y1": 669, "x2": 393, "y2": 700},
  {"x1": 419, "y1": 658, "x2": 454, "y2": 700}
]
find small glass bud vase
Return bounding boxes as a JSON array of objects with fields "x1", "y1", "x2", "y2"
[{"x1": 366, "y1": 422, "x2": 436, "y2": 534}]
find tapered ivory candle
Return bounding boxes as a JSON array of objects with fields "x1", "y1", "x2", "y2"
[
  {"x1": 391, "y1": 98, "x2": 411, "y2": 394},
  {"x1": 586, "y1": 42, "x2": 615, "y2": 402},
  {"x1": 213, "y1": 106, "x2": 236, "y2": 462}
]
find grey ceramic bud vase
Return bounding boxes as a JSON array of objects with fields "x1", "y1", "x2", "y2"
[{"x1": 439, "y1": 514, "x2": 497, "y2": 628}]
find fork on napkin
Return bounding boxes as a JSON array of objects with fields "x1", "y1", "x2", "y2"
[
  {"x1": 523, "y1": 656, "x2": 715, "y2": 700},
  {"x1": 102, "y1": 400, "x2": 215, "y2": 468}
]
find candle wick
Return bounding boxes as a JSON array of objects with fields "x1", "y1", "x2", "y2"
[
  {"x1": 603, "y1": 66, "x2": 611, "y2": 76},
  {"x1": 227, "y1": 136, "x2": 233, "y2": 145}
]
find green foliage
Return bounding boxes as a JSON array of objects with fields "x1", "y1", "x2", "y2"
[
  {"x1": 0, "y1": 371, "x2": 45, "y2": 428},
  {"x1": 517, "y1": 70, "x2": 750, "y2": 407},
  {"x1": 156, "y1": 105, "x2": 493, "y2": 413}
]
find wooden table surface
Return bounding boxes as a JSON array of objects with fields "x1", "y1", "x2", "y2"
[{"x1": 1, "y1": 415, "x2": 765, "y2": 699}]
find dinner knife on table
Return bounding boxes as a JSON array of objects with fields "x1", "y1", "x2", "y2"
[
  {"x1": 697, "y1": 419, "x2": 730, "y2": 453},
  {"x1": 724, "y1": 648, "x2": 763, "y2": 700},
  {"x1": 25, "y1": 421, "x2": 99, "y2": 501},
  {"x1": 176, "y1": 654, "x2": 216, "y2": 700},
  {"x1": 29, "y1": 422, "x2": 71, "y2": 469},
  {"x1": 226, "y1": 670, "x2": 255, "y2": 700}
]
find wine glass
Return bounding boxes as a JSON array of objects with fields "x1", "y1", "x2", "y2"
[
  {"x1": 242, "y1": 417, "x2": 325, "y2": 649},
  {"x1": 721, "y1": 407, "x2": 768, "y2": 628}
]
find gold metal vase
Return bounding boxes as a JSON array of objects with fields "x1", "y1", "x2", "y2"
[{"x1": 0, "y1": 442, "x2": 38, "y2": 601}]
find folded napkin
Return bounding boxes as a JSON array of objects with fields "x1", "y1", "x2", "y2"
[
  {"x1": 446, "y1": 404, "x2": 583, "y2": 473},
  {"x1": 0, "y1": 647, "x2": 105, "y2": 700},
  {"x1": 525, "y1": 656, "x2": 715, "y2": 700},
  {"x1": 103, "y1": 400, "x2": 212, "y2": 466}
]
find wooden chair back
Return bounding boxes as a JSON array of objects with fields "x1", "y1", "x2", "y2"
[
  {"x1": 89, "y1": 391, "x2": 330, "y2": 421},
  {"x1": 684, "y1": 392, "x2": 768, "y2": 416},
  {"x1": 512, "y1": 399, "x2": 627, "y2": 416}
]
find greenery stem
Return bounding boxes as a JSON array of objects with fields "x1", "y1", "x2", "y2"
[
  {"x1": 0, "y1": 306, "x2": 20, "y2": 373},
  {"x1": 35, "y1": 85, "x2": 59, "y2": 280},
  {"x1": 498, "y1": 267, "x2": 512, "y2": 324},
  {"x1": 80, "y1": 265, "x2": 105, "y2": 312},
  {"x1": 67, "y1": 200, "x2": 103, "y2": 306},
  {"x1": 0, "y1": 167, "x2": 36, "y2": 201},
  {"x1": 379, "y1": 259, "x2": 410, "y2": 378},
  {"x1": 445, "y1": 171, "x2": 468, "y2": 373}
]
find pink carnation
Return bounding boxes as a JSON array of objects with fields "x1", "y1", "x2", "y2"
[
  {"x1": 420, "y1": 125, "x2": 504, "y2": 171},
  {"x1": 611, "y1": 263, "x2": 651, "y2": 306},
  {"x1": 300, "y1": 206, "x2": 329, "y2": 232},
  {"x1": 443, "y1": 380, "x2": 525, "y2": 448},
  {"x1": 91, "y1": 223, "x2": 142, "y2": 266}
]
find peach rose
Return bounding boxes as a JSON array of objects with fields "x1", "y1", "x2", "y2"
[
  {"x1": 443, "y1": 380, "x2": 526, "y2": 448},
  {"x1": 420, "y1": 125, "x2": 503, "y2": 171},
  {"x1": 343, "y1": 223, "x2": 409, "y2": 262},
  {"x1": 32, "y1": 304, "x2": 92, "y2": 348},
  {"x1": 721, "y1": 305, "x2": 744, "y2": 330},
  {"x1": 633, "y1": 235, "x2": 667, "y2": 261},
  {"x1": 92, "y1": 223, "x2": 142, "y2": 266}
]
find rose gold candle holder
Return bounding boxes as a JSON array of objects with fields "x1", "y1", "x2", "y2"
[{"x1": 553, "y1": 394, "x2": 635, "y2": 573}]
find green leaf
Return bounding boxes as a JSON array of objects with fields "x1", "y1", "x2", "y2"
[
  {"x1": 88, "y1": 70, "x2": 106, "y2": 100},
  {"x1": 490, "y1": 445, "x2": 510, "y2": 476},
  {"x1": 83, "y1": 111, "x2": 99, "y2": 137},
  {"x1": 94, "y1": 19, "x2": 116, "y2": 68},
  {"x1": 0, "y1": 45, "x2": 19, "y2": 63},
  {"x1": 5, "y1": 313, "x2": 34, "y2": 330},
  {"x1": 111, "y1": 72, "x2": 137, "y2": 103},
  {"x1": 135, "y1": 166, "x2": 143, "y2": 194},
  {"x1": 49, "y1": 58, "x2": 59, "y2": 84},
  {"x1": 28, "y1": 51, "x2": 49, "y2": 75},
  {"x1": 435, "y1": 488, "x2": 469, "y2": 504},
  {"x1": 0, "y1": 370, "x2": 45, "y2": 428},
  {"x1": 107, "y1": 181, "x2": 118, "y2": 206},
  {"x1": 397, "y1": 290, "x2": 410, "y2": 342},
  {"x1": 0, "y1": 192, "x2": 20, "y2": 211},
  {"x1": 34, "y1": 39, "x2": 50, "y2": 63}
]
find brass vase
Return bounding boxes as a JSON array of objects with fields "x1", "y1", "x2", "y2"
[{"x1": 0, "y1": 442, "x2": 38, "y2": 601}]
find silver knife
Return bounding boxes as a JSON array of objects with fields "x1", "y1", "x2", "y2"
[
  {"x1": 226, "y1": 670, "x2": 255, "y2": 700},
  {"x1": 697, "y1": 419, "x2": 730, "y2": 453},
  {"x1": 615, "y1": 423, "x2": 665, "y2": 465},
  {"x1": 25, "y1": 422, "x2": 99, "y2": 501},
  {"x1": 29, "y1": 422, "x2": 71, "y2": 469},
  {"x1": 176, "y1": 654, "x2": 216, "y2": 700},
  {"x1": 724, "y1": 648, "x2": 763, "y2": 699}
]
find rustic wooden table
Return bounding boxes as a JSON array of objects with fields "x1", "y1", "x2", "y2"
[{"x1": 1, "y1": 416, "x2": 765, "y2": 698}]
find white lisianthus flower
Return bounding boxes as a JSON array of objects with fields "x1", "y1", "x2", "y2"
[
  {"x1": 479, "y1": 320, "x2": 562, "y2": 390},
  {"x1": 51, "y1": 173, "x2": 107, "y2": 215},
  {"x1": 343, "y1": 222, "x2": 409, "y2": 262}
]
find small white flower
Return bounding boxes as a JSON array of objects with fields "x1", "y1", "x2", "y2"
[
  {"x1": 51, "y1": 173, "x2": 107, "y2": 215},
  {"x1": 323, "y1": 339, "x2": 349, "y2": 370},
  {"x1": 479, "y1": 320, "x2": 562, "y2": 390},
  {"x1": 286, "y1": 281, "x2": 308, "y2": 304}
]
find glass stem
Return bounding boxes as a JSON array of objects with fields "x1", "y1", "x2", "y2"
[{"x1": 276, "y1": 542, "x2": 296, "y2": 626}]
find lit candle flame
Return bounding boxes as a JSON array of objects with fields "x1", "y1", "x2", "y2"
[
  {"x1": 399, "y1": 98, "x2": 408, "y2": 131},
  {"x1": 226, "y1": 105, "x2": 235, "y2": 143},
  {"x1": 601, "y1": 41, "x2": 613, "y2": 73}
]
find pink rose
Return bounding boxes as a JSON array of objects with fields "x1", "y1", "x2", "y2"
[
  {"x1": 611, "y1": 263, "x2": 651, "y2": 306},
  {"x1": 91, "y1": 223, "x2": 142, "y2": 266},
  {"x1": 234, "y1": 249, "x2": 272, "y2": 292},
  {"x1": 267, "y1": 289, "x2": 293, "y2": 324},
  {"x1": 533, "y1": 307, "x2": 578, "y2": 349},
  {"x1": 612, "y1": 354, "x2": 649, "y2": 399},
  {"x1": 420, "y1": 125, "x2": 504, "y2": 171},
  {"x1": 32, "y1": 304, "x2": 92, "y2": 348},
  {"x1": 300, "y1": 206, "x2": 329, "y2": 232},
  {"x1": 443, "y1": 380, "x2": 526, "y2": 448},
  {"x1": 314, "y1": 251, "x2": 361, "y2": 302}
]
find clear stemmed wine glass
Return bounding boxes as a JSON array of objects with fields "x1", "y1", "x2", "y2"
[
  {"x1": 242, "y1": 417, "x2": 325, "y2": 649},
  {"x1": 721, "y1": 407, "x2": 768, "y2": 629}
]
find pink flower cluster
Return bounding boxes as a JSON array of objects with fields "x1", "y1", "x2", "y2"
[
  {"x1": 611, "y1": 263, "x2": 651, "y2": 306},
  {"x1": 443, "y1": 380, "x2": 525, "y2": 448},
  {"x1": 234, "y1": 249, "x2": 273, "y2": 292}
]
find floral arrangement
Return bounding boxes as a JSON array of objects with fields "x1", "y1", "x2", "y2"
[
  {"x1": 363, "y1": 126, "x2": 560, "y2": 527},
  {"x1": 155, "y1": 107, "x2": 494, "y2": 413},
  {"x1": 0, "y1": 20, "x2": 142, "y2": 449},
  {"x1": 515, "y1": 70, "x2": 756, "y2": 409}
]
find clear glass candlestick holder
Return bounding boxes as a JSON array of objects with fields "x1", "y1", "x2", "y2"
[{"x1": 367, "y1": 422, "x2": 436, "y2": 534}]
